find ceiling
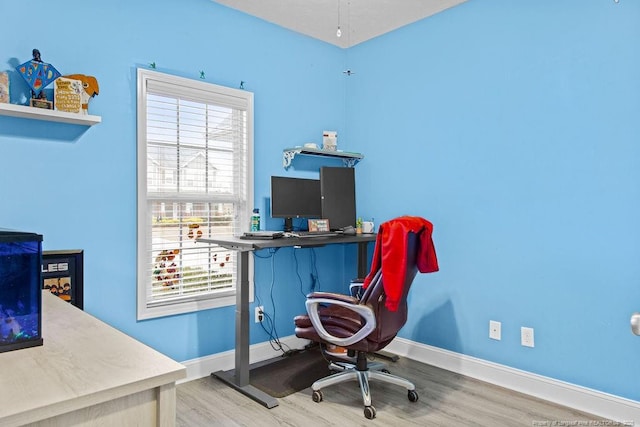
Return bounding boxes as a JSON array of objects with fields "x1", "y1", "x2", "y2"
[{"x1": 212, "y1": 0, "x2": 468, "y2": 48}]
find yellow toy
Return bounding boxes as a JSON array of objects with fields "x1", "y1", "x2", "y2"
[{"x1": 63, "y1": 74, "x2": 99, "y2": 114}]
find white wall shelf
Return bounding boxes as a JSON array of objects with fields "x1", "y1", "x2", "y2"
[
  {"x1": 283, "y1": 147, "x2": 363, "y2": 169},
  {"x1": 0, "y1": 102, "x2": 101, "y2": 126}
]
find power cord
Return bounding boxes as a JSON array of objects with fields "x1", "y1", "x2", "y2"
[
  {"x1": 310, "y1": 247, "x2": 321, "y2": 291},
  {"x1": 252, "y1": 248, "x2": 291, "y2": 355},
  {"x1": 292, "y1": 247, "x2": 307, "y2": 298},
  {"x1": 293, "y1": 246, "x2": 321, "y2": 295}
]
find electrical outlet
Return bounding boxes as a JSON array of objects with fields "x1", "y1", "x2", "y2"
[
  {"x1": 521, "y1": 327, "x2": 534, "y2": 347},
  {"x1": 489, "y1": 320, "x2": 501, "y2": 340},
  {"x1": 255, "y1": 306, "x2": 264, "y2": 323}
]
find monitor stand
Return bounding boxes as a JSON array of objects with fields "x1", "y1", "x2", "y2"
[{"x1": 284, "y1": 218, "x2": 293, "y2": 232}]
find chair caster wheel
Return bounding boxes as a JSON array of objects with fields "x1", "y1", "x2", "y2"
[
  {"x1": 408, "y1": 389, "x2": 419, "y2": 402},
  {"x1": 364, "y1": 405, "x2": 376, "y2": 419},
  {"x1": 312, "y1": 390, "x2": 323, "y2": 403}
]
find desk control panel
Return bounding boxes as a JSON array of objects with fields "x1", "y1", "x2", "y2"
[{"x1": 241, "y1": 231, "x2": 284, "y2": 240}]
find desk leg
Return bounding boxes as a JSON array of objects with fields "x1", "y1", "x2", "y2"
[
  {"x1": 357, "y1": 241, "x2": 370, "y2": 278},
  {"x1": 211, "y1": 250, "x2": 279, "y2": 409}
]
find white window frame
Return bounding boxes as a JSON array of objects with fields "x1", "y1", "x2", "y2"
[{"x1": 136, "y1": 68, "x2": 254, "y2": 320}]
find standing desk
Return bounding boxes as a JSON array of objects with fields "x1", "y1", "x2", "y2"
[{"x1": 198, "y1": 233, "x2": 376, "y2": 408}]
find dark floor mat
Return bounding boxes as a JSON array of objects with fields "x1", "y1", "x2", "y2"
[{"x1": 250, "y1": 347, "x2": 332, "y2": 398}]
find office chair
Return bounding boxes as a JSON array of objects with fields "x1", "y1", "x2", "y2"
[{"x1": 294, "y1": 216, "x2": 438, "y2": 419}]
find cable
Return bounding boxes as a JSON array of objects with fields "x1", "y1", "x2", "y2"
[
  {"x1": 253, "y1": 247, "x2": 290, "y2": 355},
  {"x1": 293, "y1": 247, "x2": 307, "y2": 298},
  {"x1": 259, "y1": 310, "x2": 291, "y2": 353},
  {"x1": 267, "y1": 253, "x2": 283, "y2": 346},
  {"x1": 253, "y1": 248, "x2": 276, "y2": 259},
  {"x1": 310, "y1": 247, "x2": 321, "y2": 291}
]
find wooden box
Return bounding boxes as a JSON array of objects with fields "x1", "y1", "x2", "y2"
[
  {"x1": 0, "y1": 72, "x2": 8, "y2": 104},
  {"x1": 30, "y1": 98, "x2": 52, "y2": 109}
]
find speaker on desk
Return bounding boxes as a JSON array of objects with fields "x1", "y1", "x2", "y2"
[{"x1": 320, "y1": 167, "x2": 356, "y2": 231}]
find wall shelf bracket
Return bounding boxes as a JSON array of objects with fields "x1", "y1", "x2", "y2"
[{"x1": 282, "y1": 147, "x2": 363, "y2": 169}]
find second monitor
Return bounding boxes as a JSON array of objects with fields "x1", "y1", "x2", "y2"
[{"x1": 320, "y1": 166, "x2": 356, "y2": 231}]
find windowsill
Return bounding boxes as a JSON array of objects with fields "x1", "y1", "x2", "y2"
[{"x1": 138, "y1": 293, "x2": 239, "y2": 320}]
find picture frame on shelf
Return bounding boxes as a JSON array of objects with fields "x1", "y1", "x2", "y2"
[
  {"x1": 0, "y1": 71, "x2": 8, "y2": 103},
  {"x1": 54, "y1": 76, "x2": 83, "y2": 114}
]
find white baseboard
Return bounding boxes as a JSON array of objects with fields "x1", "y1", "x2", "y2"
[
  {"x1": 386, "y1": 337, "x2": 640, "y2": 424},
  {"x1": 179, "y1": 335, "x2": 640, "y2": 423}
]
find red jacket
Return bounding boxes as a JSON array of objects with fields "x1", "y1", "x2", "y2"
[{"x1": 363, "y1": 216, "x2": 439, "y2": 311}]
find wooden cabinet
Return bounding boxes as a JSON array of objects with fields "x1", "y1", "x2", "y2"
[{"x1": 0, "y1": 292, "x2": 185, "y2": 426}]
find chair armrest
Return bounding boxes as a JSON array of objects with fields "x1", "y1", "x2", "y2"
[
  {"x1": 349, "y1": 279, "x2": 364, "y2": 299},
  {"x1": 305, "y1": 296, "x2": 376, "y2": 347},
  {"x1": 306, "y1": 291, "x2": 359, "y2": 305}
]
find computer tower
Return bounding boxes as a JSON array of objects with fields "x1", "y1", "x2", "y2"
[{"x1": 320, "y1": 167, "x2": 356, "y2": 231}]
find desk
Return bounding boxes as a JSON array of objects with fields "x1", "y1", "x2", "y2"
[
  {"x1": 0, "y1": 292, "x2": 186, "y2": 427},
  {"x1": 199, "y1": 233, "x2": 376, "y2": 408}
]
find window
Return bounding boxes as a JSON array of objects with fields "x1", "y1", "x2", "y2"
[{"x1": 137, "y1": 69, "x2": 254, "y2": 320}]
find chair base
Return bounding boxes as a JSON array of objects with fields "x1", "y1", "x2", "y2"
[
  {"x1": 311, "y1": 368, "x2": 416, "y2": 407},
  {"x1": 311, "y1": 353, "x2": 417, "y2": 418}
]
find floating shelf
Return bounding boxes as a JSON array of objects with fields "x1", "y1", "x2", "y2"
[
  {"x1": 283, "y1": 147, "x2": 363, "y2": 169},
  {"x1": 0, "y1": 103, "x2": 101, "y2": 126}
]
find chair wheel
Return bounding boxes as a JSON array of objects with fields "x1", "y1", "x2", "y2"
[
  {"x1": 312, "y1": 390, "x2": 323, "y2": 403},
  {"x1": 381, "y1": 368, "x2": 391, "y2": 374},
  {"x1": 408, "y1": 389, "x2": 419, "y2": 402},
  {"x1": 364, "y1": 405, "x2": 376, "y2": 419}
]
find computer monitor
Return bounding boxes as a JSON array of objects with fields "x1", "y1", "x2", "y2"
[
  {"x1": 270, "y1": 176, "x2": 322, "y2": 232},
  {"x1": 320, "y1": 167, "x2": 356, "y2": 231}
]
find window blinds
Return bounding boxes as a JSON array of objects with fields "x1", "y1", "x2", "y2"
[{"x1": 141, "y1": 72, "x2": 251, "y2": 309}]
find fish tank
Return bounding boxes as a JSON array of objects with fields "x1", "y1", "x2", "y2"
[{"x1": 0, "y1": 228, "x2": 43, "y2": 353}]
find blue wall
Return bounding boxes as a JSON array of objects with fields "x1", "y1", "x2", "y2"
[
  {"x1": 347, "y1": 0, "x2": 640, "y2": 401},
  {"x1": 0, "y1": 0, "x2": 351, "y2": 362},
  {"x1": 1, "y1": 0, "x2": 639, "y2": 404}
]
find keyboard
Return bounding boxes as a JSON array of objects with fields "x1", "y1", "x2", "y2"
[{"x1": 291, "y1": 231, "x2": 341, "y2": 238}]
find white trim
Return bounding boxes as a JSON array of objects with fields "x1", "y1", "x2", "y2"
[
  {"x1": 136, "y1": 68, "x2": 255, "y2": 320},
  {"x1": 386, "y1": 337, "x2": 640, "y2": 424},
  {"x1": 178, "y1": 335, "x2": 640, "y2": 423}
]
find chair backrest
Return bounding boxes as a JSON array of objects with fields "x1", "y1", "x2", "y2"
[{"x1": 358, "y1": 232, "x2": 420, "y2": 347}]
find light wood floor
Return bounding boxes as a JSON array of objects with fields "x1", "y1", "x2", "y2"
[{"x1": 176, "y1": 355, "x2": 604, "y2": 426}]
